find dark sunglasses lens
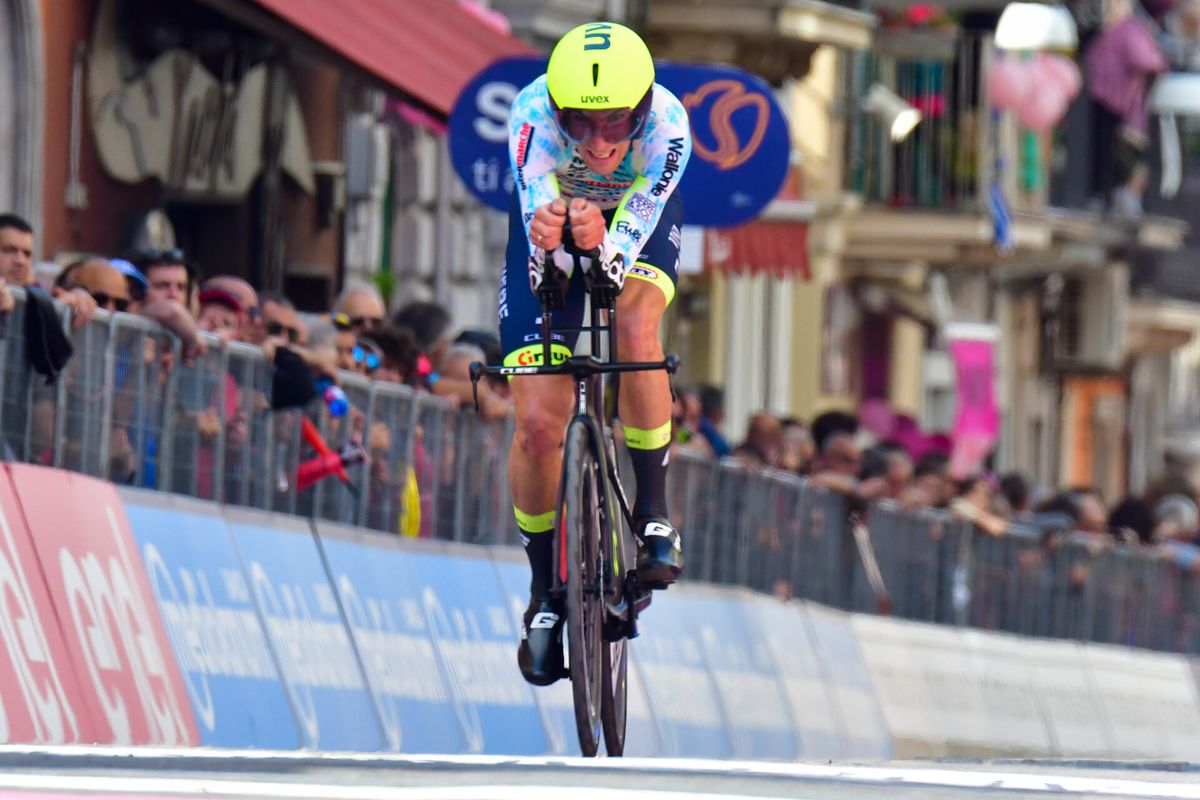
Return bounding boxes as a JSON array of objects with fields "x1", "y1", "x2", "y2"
[{"x1": 114, "y1": 298, "x2": 130, "y2": 312}]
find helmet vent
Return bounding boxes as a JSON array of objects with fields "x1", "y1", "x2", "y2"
[{"x1": 592, "y1": 63, "x2": 600, "y2": 87}]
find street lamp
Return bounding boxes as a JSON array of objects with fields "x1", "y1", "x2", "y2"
[
  {"x1": 1149, "y1": 72, "x2": 1200, "y2": 198},
  {"x1": 862, "y1": 83, "x2": 922, "y2": 143}
]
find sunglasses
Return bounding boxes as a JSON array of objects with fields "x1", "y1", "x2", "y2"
[
  {"x1": 352, "y1": 345, "x2": 381, "y2": 372},
  {"x1": 551, "y1": 91, "x2": 652, "y2": 145},
  {"x1": 90, "y1": 291, "x2": 130, "y2": 312},
  {"x1": 331, "y1": 312, "x2": 383, "y2": 331},
  {"x1": 136, "y1": 247, "x2": 185, "y2": 264},
  {"x1": 266, "y1": 320, "x2": 301, "y2": 343}
]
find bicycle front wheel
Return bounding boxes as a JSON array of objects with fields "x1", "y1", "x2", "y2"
[
  {"x1": 560, "y1": 421, "x2": 604, "y2": 757},
  {"x1": 602, "y1": 635, "x2": 628, "y2": 755}
]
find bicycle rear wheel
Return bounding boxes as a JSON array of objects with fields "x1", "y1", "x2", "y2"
[
  {"x1": 602, "y1": 635, "x2": 628, "y2": 755},
  {"x1": 560, "y1": 422, "x2": 604, "y2": 756}
]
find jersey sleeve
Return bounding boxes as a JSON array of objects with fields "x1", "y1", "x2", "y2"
[
  {"x1": 607, "y1": 84, "x2": 692, "y2": 266},
  {"x1": 509, "y1": 76, "x2": 564, "y2": 259}
]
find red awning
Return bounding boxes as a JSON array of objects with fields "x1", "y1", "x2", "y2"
[
  {"x1": 703, "y1": 222, "x2": 811, "y2": 281},
  {"x1": 214, "y1": 0, "x2": 535, "y2": 118}
]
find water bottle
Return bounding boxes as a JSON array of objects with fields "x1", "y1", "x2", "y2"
[{"x1": 315, "y1": 378, "x2": 349, "y2": 417}]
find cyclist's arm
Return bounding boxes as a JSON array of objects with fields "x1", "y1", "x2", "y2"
[
  {"x1": 606, "y1": 86, "x2": 692, "y2": 266},
  {"x1": 509, "y1": 78, "x2": 565, "y2": 256}
]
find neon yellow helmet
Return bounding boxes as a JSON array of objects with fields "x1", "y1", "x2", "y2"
[{"x1": 547, "y1": 21, "x2": 655, "y2": 142}]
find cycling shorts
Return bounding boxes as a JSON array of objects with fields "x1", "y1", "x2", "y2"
[{"x1": 497, "y1": 190, "x2": 682, "y2": 367}]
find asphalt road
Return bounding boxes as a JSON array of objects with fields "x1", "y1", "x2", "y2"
[{"x1": 0, "y1": 748, "x2": 1196, "y2": 799}]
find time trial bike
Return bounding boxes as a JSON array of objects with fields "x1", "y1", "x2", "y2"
[{"x1": 471, "y1": 242, "x2": 678, "y2": 756}]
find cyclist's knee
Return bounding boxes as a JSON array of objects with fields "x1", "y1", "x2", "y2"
[
  {"x1": 617, "y1": 309, "x2": 663, "y2": 361},
  {"x1": 514, "y1": 412, "x2": 567, "y2": 456}
]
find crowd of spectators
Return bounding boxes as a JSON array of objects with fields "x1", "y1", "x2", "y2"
[
  {"x1": 0, "y1": 211, "x2": 515, "y2": 535},
  {"x1": 669, "y1": 383, "x2": 1200, "y2": 578}
]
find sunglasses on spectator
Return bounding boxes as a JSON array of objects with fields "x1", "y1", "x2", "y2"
[
  {"x1": 266, "y1": 320, "x2": 301, "y2": 343},
  {"x1": 90, "y1": 291, "x2": 130, "y2": 312},
  {"x1": 136, "y1": 247, "x2": 185, "y2": 264},
  {"x1": 353, "y1": 345, "x2": 381, "y2": 372},
  {"x1": 330, "y1": 311, "x2": 383, "y2": 331}
]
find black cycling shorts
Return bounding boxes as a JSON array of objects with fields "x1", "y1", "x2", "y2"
[{"x1": 497, "y1": 190, "x2": 682, "y2": 367}]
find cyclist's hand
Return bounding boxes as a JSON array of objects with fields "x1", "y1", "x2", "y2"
[
  {"x1": 530, "y1": 199, "x2": 568, "y2": 251},
  {"x1": 567, "y1": 198, "x2": 605, "y2": 251}
]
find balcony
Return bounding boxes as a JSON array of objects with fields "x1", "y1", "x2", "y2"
[{"x1": 844, "y1": 28, "x2": 994, "y2": 212}]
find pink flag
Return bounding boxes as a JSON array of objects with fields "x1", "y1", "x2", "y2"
[{"x1": 948, "y1": 324, "x2": 1000, "y2": 479}]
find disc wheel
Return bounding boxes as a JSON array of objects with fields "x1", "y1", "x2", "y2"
[
  {"x1": 561, "y1": 423, "x2": 604, "y2": 757},
  {"x1": 601, "y1": 635, "x2": 628, "y2": 755}
]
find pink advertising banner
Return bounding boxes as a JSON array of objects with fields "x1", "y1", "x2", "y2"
[{"x1": 948, "y1": 325, "x2": 1000, "y2": 479}]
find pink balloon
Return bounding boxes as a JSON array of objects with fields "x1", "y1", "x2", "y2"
[
  {"x1": 1037, "y1": 54, "x2": 1082, "y2": 100},
  {"x1": 1016, "y1": 84, "x2": 1068, "y2": 131},
  {"x1": 987, "y1": 57, "x2": 1032, "y2": 110}
]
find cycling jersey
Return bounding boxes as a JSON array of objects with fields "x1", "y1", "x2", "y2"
[{"x1": 508, "y1": 74, "x2": 692, "y2": 271}]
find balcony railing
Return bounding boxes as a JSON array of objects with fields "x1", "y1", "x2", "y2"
[{"x1": 846, "y1": 29, "x2": 990, "y2": 211}]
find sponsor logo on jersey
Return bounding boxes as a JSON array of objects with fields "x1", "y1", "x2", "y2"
[
  {"x1": 626, "y1": 192, "x2": 656, "y2": 223},
  {"x1": 651, "y1": 137, "x2": 686, "y2": 196},
  {"x1": 629, "y1": 265, "x2": 656, "y2": 279},
  {"x1": 515, "y1": 123, "x2": 533, "y2": 168},
  {"x1": 615, "y1": 220, "x2": 643, "y2": 243}
]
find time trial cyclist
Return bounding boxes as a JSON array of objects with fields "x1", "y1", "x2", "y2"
[{"x1": 500, "y1": 21, "x2": 691, "y2": 686}]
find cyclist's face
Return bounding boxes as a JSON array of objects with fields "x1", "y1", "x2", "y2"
[{"x1": 577, "y1": 134, "x2": 631, "y2": 177}]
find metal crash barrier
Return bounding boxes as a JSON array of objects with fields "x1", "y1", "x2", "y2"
[{"x1": 2, "y1": 288, "x2": 1199, "y2": 654}]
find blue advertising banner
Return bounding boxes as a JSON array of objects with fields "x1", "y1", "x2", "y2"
[
  {"x1": 124, "y1": 499, "x2": 300, "y2": 749},
  {"x1": 405, "y1": 549, "x2": 549, "y2": 755},
  {"x1": 229, "y1": 517, "x2": 385, "y2": 752},
  {"x1": 684, "y1": 589, "x2": 798, "y2": 759},
  {"x1": 449, "y1": 56, "x2": 790, "y2": 227},
  {"x1": 315, "y1": 529, "x2": 471, "y2": 754},
  {"x1": 632, "y1": 586, "x2": 732, "y2": 758},
  {"x1": 743, "y1": 595, "x2": 843, "y2": 759}
]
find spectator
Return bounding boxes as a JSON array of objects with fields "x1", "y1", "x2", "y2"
[
  {"x1": 733, "y1": 411, "x2": 783, "y2": 468},
  {"x1": 393, "y1": 299, "x2": 454, "y2": 377},
  {"x1": 61, "y1": 258, "x2": 131, "y2": 313},
  {"x1": 1084, "y1": 0, "x2": 1167, "y2": 210},
  {"x1": 810, "y1": 410, "x2": 859, "y2": 455},
  {"x1": 1, "y1": 213, "x2": 97, "y2": 325},
  {"x1": 696, "y1": 383, "x2": 731, "y2": 458},
  {"x1": 363, "y1": 325, "x2": 421, "y2": 385},
  {"x1": 950, "y1": 474, "x2": 1010, "y2": 536},
  {"x1": 134, "y1": 248, "x2": 193, "y2": 305},
  {"x1": 999, "y1": 471, "x2": 1034, "y2": 518},
  {"x1": 1152, "y1": 493, "x2": 1200, "y2": 574},
  {"x1": 196, "y1": 287, "x2": 242, "y2": 343},
  {"x1": 111, "y1": 259, "x2": 148, "y2": 313},
  {"x1": 260, "y1": 291, "x2": 305, "y2": 347},
  {"x1": 202, "y1": 275, "x2": 261, "y2": 344},
  {"x1": 131, "y1": 248, "x2": 205, "y2": 357},
  {"x1": 1108, "y1": 495, "x2": 1155, "y2": 544},
  {"x1": 333, "y1": 282, "x2": 386, "y2": 336},
  {"x1": 778, "y1": 417, "x2": 814, "y2": 474},
  {"x1": 898, "y1": 450, "x2": 954, "y2": 509},
  {"x1": 671, "y1": 386, "x2": 712, "y2": 456}
]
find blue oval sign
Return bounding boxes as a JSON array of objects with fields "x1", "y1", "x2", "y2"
[{"x1": 448, "y1": 56, "x2": 790, "y2": 228}]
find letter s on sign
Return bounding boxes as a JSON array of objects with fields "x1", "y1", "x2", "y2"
[{"x1": 474, "y1": 82, "x2": 519, "y2": 144}]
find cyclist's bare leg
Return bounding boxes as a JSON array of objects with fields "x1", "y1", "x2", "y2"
[
  {"x1": 509, "y1": 374, "x2": 574, "y2": 595},
  {"x1": 615, "y1": 280, "x2": 672, "y2": 524}
]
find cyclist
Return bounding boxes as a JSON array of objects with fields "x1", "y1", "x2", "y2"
[{"x1": 501, "y1": 21, "x2": 691, "y2": 685}]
